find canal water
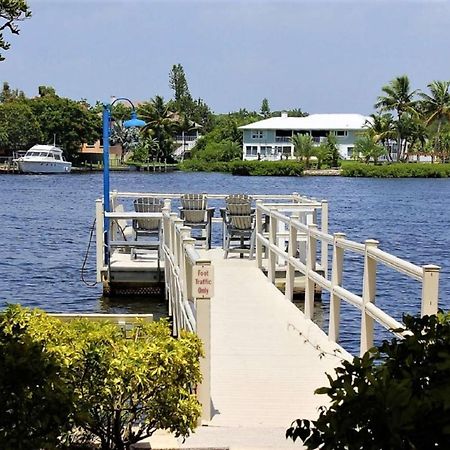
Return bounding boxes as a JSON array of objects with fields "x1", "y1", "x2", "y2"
[{"x1": 1, "y1": 171, "x2": 449, "y2": 353}]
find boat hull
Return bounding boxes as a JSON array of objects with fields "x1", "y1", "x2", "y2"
[{"x1": 17, "y1": 161, "x2": 72, "y2": 174}]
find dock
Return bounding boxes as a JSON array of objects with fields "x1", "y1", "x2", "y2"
[{"x1": 94, "y1": 191, "x2": 440, "y2": 449}]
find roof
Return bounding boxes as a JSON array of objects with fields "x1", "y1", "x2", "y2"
[
  {"x1": 239, "y1": 114, "x2": 371, "y2": 131},
  {"x1": 30, "y1": 144, "x2": 63, "y2": 153}
]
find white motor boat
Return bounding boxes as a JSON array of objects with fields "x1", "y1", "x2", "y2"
[{"x1": 14, "y1": 144, "x2": 72, "y2": 174}]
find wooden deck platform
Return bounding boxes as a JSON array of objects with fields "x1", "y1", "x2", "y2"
[{"x1": 173, "y1": 249, "x2": 351, "y2": 449}]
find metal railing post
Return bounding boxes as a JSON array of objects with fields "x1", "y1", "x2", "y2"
[
  {"x1": 329, "y1": 232, "x2": 345, "y2": 342},
  {"x1": 304, "y1": 223, "x2": 317, "y2": 320},
  {"x1": 421, "y1": 265, "x2": 440, "y2": 316},
  {"x1": 361, "y1": 239, "x2": 378, "y2": 356}
]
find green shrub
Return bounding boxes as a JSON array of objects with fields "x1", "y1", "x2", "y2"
[
  {"x1": 230, "y1": 160, "x2": 304, "y2": 176},
  {"x1": 179, "y1": 159, "x2": 304, "y2": 176},
  {"x1": 341, "y1": 162, "x2": 450, "y2": 178},
  {"x1": 0, "y1": 305, "x2": 75, "y2": 449},
  {"x1": 287, "y1": 312, "x2": 450, "y2": 449},
  {"x1": 0, "y1": 305, "x2": 203, "y2": 450},
  {"x1": 179, "y1": 159, "x2": 231, "y2": 173}
]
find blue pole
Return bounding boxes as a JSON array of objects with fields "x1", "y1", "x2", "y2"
[{"x1": 102, "y1": 104, "x2": 110, "y2": 266}]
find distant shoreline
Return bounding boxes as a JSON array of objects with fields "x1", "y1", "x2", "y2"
[{"x1": 303, "y1": 168, "x2": 342, "y2": 176}]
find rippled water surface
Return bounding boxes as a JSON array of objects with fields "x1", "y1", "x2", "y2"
[{"x1": 1, "y1": 171, "x2": 449, "y2": 353}]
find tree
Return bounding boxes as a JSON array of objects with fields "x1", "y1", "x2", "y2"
[
  {"x1": 260, "y1": 98, "x2": 270, "y2": 118},
  {"x1": 375, "y1": 75, "x2": 418, "y2": 161},
  {"x1": 314, "y1": 143, "x2": 329, "y2": 169},
  {"x1": 291, "y1": 133, "x2": 315, "y2": 168},
  {"x1": 29, "y1": 94, "x2": 101, "y2": 160},
  {"x1": 287, "y1": 312, "x2": 450, "y2": 449},
  {"x1": 324, "y1": 133, "x2": 340, "y2": 167},
  {"x1": 38, "y1": 85, "x2": 57, "y2": 97},
  {"x1": 354, "y1": 134, "x2": 386, "y2": 164},
  {"x1": 69, "y1": 319, "x2": 202, "y2": 450},
  {"x1": 0, "y1": 0, "x2": 31, "y2": 61},
  {"x1": 138, "y1": 96, "x2": 177, "y2": 162},
  {"x1": 0, "y1": 305, "x2": 76, "y2": 449},
  {"x1": 0, "y1": 81, "x2": 25, "y2": 102},
  {"x1": 418, "y1": 80, "x2": 450, "y2": 155},
  {"x1": 110, "y1": 121, "x2": 141, "y2": 163},
  {"x1": 0, "y1": 101, "x2": 43, "y2": 153},
  {"x1": 365, "y1": 113, "x2": 396, "y2": 161},
  {"x1": 168, "y1": 63, "x2": 195, "y2": 118},
  {"x1": 0, "y1": 305, "x2": 203, "y2": 450},
  {"x1": 169, "y1": 63, "x2": 191, "y2": 105}
]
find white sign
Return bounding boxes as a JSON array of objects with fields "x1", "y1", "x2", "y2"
[{"x1": 192, "y1": 264, "x2": 214, "y2": 299}]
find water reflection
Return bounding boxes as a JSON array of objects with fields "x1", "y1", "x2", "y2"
[
  {"x1": 99, "y1": 295, "x2": 168, "y2": 321},
  {"x1": 293, "y1": 298, "x2": 326, "y2": 330}
]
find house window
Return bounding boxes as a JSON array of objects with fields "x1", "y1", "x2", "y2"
[
  {"x1": 275, "y1": 146, "x2": 283, "y2": 153},
  {"x1": 260, "y1": 146, "x2": 272, "y2": 156},
  {"x1": 347, "y1": 147, "x2": 354, "y2": 158},
  {"x1": 335, "y1": 130, "x2": 348, "y2": 137},
  {"x1": 251, "y1": 130, "x2": 263, "y2": 139},
  {"x1": 282, "y1": 146, "x2": 292, "y2": 155},
  {"x1": 246, "y1": 146, "x2": 258, "y2": 156}
]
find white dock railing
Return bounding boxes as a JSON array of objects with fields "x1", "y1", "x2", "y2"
[
  {"x1": 255, "y1": 200, "x2": 440, "y2": 356},
  {"x1": 160, "y1": 199, "x2": 212, "y2": 423}
]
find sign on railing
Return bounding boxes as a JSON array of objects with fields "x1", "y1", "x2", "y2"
[{"x1": 192, "y1": 264, "x2": 214, "y2": 299}]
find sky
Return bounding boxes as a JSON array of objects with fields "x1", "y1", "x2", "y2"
[{"x1": 1, "y1": 0, "x2": 450, "y2": 115}]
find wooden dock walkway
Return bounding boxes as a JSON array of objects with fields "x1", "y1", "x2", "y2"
[
  {"x1": 97, "y1": 192, "x2": 440, "y2": 449},
  {"x1": 176, "y1": 249, "x2": 350, "y2": 449}
]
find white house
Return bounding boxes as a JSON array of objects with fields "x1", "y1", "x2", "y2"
[{"x1": 239, "y1": 113, "x2": 371, "y2": 161}]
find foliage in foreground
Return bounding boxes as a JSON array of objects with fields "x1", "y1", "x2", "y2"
[
  {"x1": 0, "y1": 305, "x2": 203, "y2": 450},
  {"x1": 341, "y1": 162, "x2": 450, "y2": 178},
  {"x1": 0, "y1": 0, "x2": 31, "y2": 61},
  {"x1": 287, "y1": 312, "x2": 450, "y2": 449}
]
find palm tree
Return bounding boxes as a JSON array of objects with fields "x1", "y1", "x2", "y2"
[
  {"x1": 354, "y1": 134, "x2": 386, "y2": 164},
  {"x1": 375, "y1": 75, "x2": 418, "y2": 161},
  {"x1": 291, "y1": 134, "x2": 315, "y2": 168},
  {"x1": 324, "y1": 133, "x2": 340, "y2": 167},
  {"x1": 110, "y1": 122, "x2": 140, "y2": 163},
  {"x1": 138, "y1": 96, "x2": 177, "y2": 162},
  {"x1": 365, "y1": 113, "x2": 396, "y2": 161},
  {"x1": 418, "y1": 80, "x2": 450, "y2": 156}
]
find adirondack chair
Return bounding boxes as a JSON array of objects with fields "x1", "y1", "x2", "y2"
[
  {"x1": 133, "y1": 197, "x2": 164, "y2": 239},
  {"x1": 180, "y1": 193, "x2": 213, "y2": 249},
  {"x1": 132, "y1": 197, "x2": 163, "y2": 266},
  {"x1": 223, "y1": 195, "x2": 255, "y2": 259}
]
